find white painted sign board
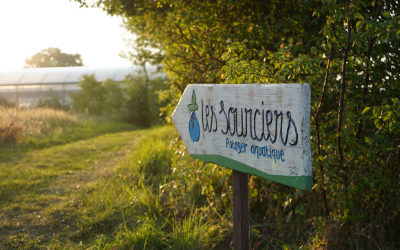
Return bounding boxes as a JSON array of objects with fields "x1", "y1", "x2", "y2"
[{"x1": 171, "y1": 84, "x2": 312, "y2": 190}]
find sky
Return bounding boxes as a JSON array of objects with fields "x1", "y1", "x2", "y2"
[{"x1": 0, "y1": 0, "x2": 134, "y2": 70}]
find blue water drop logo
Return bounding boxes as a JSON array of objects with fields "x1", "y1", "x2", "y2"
[{"x1": 188, "y1": 90, "x2": 200, "y2": 142}]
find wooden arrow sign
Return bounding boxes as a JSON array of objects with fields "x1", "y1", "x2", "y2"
[{"x1": 172, "y1": 84, "x2": 312, "y2": 190}]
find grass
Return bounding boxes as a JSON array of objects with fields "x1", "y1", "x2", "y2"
[
  {"x1": 0, "y1": 107, "x2": 232, "y2": 249},
  {"x1": 3, "y1": 106, "x2": 356, "y2": 250},
  {"x1": 2, "y1": 105, "x2": 399, "y2": 249}
]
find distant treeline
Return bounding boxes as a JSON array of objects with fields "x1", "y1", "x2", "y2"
[{"x1": 36, "y1": 71, "x2": 168, "y2": 127}]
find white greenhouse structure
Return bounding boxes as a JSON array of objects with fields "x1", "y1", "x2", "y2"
[{"x1": 0, "y1": 66, "x2": 148, "y2": 107}]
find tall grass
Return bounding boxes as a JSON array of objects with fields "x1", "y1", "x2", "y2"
[
  {"x1": 0, "y1": 107, "x2": 138, "y2": 153},
  {"x1": 168, "y1": 207, "x2": 218, "y2": 250},
  {"x1": 107, "y1": 126, "x2": 229, "y2": 249},
  {"x1": 0, "y1": 107, "x2": 79, "y2": 137}
]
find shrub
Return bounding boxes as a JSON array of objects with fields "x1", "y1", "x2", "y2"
[
  {"x1": 70, "y1": 72, "x2": 168, "y2": 127},
  {"x1": 70, "y1": 74, "x2": 107, "y2": 115},
  {"x1": 103, "y1": 78, "x2": 127, "y2": 121},
  {"x1": 123, "y1": 74, "x2": 151, "y2": 127}
]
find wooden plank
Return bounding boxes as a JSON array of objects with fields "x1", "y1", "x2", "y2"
[
  {"x1": 233, "y1": 170, "x2": 250, "y2": 250},
  {"x1": 171, "y1": 84, "x2": 312, "y2": 190}
]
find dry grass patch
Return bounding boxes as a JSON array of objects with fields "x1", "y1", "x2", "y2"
[
  {"x1": 0, "y1": 107, "x2": 80, "y2": 138},
  {"x1": 0, "y1": 119, "x2": 24, "y2": 143}
]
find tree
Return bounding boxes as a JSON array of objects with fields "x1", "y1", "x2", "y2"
[
  {"x1": 24, "y1": 47, "x2": 83, "y2": 68},
  {"x1": 70, "y1": 74, "x2": 106, "y2": 115}
]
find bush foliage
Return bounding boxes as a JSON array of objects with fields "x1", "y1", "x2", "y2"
[{"x1": 70, "y1": 72, "x2": 167, "y2": 127}]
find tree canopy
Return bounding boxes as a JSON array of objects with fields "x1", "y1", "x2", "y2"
[
  {"x1": 75, "y1": 0, "x2": 400, "y2": 248},
  {"x1": 24, "y1": 47, "x2": 83, "y2": 68}
]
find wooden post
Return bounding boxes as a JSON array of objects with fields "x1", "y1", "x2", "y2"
[{"x1": 232, "y1": 170, "x2": 250, "y2": 250}]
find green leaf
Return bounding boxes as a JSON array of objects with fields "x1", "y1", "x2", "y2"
[
  {"x1": 382, "y1": 12, "x2": 390, "y2": 17},
  {"x1": 383, "y1": 114, "x2": 391, "y2": 122},
  {"x1": 251, "y1": 228, "x2": 259, "y2": 236},
  {"x1": 286, "y1": 210, "x2": 293, "y2": 223},
  {"x1": 397, "y1": 107, "x2": 400, "y2": 117},
  {"x1": 355, "y1": 13, "x2": 364, "y2": 19},
  {"x1": 389, "y1": 122, "x2": 395, "y2": 132},
  {"x1": 250, "y1": 188, "x2": 258, "y2": 198},
  {"x1": 362, "y1": 107, "x2": 371, "y2": 114},
  {"x1": 356, "y1": 21, "x2": 363, "y2": 30},
  {"x1": 295, "y1": 203, "x2": 306, "y2": 215},
  {"x1": 294, "y1": 190, "x2": 304, "y2": 198},
  {"x1": 374, "y1": 119, "x2": 382, "y2": 129},
  {"x1": 311, "y1": 47, "x2": 317, "y2": 54}
]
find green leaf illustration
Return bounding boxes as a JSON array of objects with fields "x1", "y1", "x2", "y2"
[{"x1": 188, "y1": 90, "x2": 198, "y2": 112}]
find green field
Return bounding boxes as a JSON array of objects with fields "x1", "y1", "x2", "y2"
[{"x1": 0, "y1": 111, "x2": 233, "y2": 249}]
